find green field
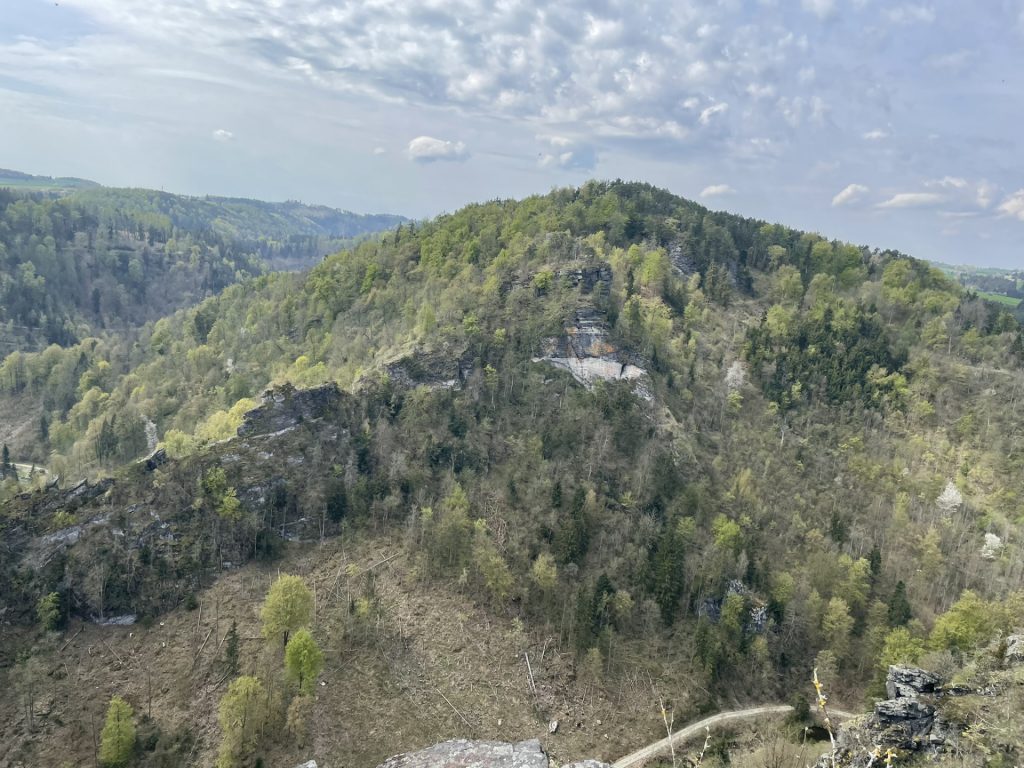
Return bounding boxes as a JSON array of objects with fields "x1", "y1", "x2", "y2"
[{"x1": 976, "y1": 290, "x2": 1022, "y2": 307}]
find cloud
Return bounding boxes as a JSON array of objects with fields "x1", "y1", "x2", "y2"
[
  {"x1": 212, "y1": 128, "x2": 233, "y2": 141},
  {"x1": 699, "y1": 102, "x2": 729, "y2": 125},
  {"x1": 877, "y1": 192, "x2": 945, "y2": 209},
  {"x1": 802, "y1": 0, "x2": 837, "y2": 19},
  {"x1": 926, "y1": 176, "x2": 968, "y2": 189},
  {"x1": 407, "y1": 136, "x2": 468, "y2": 163},
  {"x1": 862, "y1": 129, "x2": 888, "y2": 141},
  {"x1": 997, "y1": 190, "x2": 1024, "y2": 221},
  {"x1": 700, "y1": 184, "x2": 735, "y2": 197},
  {"x1": 886, "y1": 5, "x2": 936, "y2": 24},
  {"x1": 537, "y1": 136, "x2": 597, "y2": 171},
  {"x1": 832, "y1": 183, "x2": 869, "y2": 207}
]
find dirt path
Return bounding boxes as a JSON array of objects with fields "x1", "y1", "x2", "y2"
[{"x1": 612, "y1": 704, "x2": 859, "y2": 768}]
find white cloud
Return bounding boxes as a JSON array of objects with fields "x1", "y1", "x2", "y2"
[
  {"x1": 926, "y1": 176, "x2": 968, "y2": 189},
  {"x1": 862, "y1": 129, "x2": 888, "y2": 140},
  {"x1": 877, "y1": 192, "x2": 945, "y2": 208},
  {"x1": 407, "y1": 136, "x2": 468, "y2": 163},
  {"x1": 372, "y1": 146, "x2": 387, "y2": 155},
  {"x1": 802, "y1": 0, "x2": 837, "y2": 19},
  {"x1": 976, "y1": 180, "x2": 997, "y2": 209},
  {"x1": 700, "y1": 184, "x2": 735, "y2": 197},
  {"x1": 832, "y1": 183, "x2": 869, "y2": 206},
  {"x1": 699, "y1": 102, "x2": 729, "y2": 125},
  {"x1": 886, "y1": 5, "x2": 936, "y2": 24},
  {"x1": 997, "y1": 190, "x2": 1024, "y2": 221},
  {"x1": 537, "y1": 135, "x2": 597, "y2": 171},
  {"x1": 212, "y1": 128, "x2": 234, "y2": 141}
]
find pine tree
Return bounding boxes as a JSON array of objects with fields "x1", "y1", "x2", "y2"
[
  {"x1": 1, "y1": 443, "x2": 12, "y2": 479},
  {"x1": 98, "y1": 696, "x2": 136, "y2": 767},
  {"x1": 224, "y1": 620, "x2": 239, "y2": 676}
]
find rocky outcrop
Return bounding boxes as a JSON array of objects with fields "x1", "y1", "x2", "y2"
[
  {"x1": 383, "y1": 347, "x2": 473, "y2": 390},
  {"x1": 817, "y1": 665, "x2": 956, "y2": 767},
  {"x1": 558, "y1": 264, "x2": 612, "y2": 294},
  {"x1": 238, "y1": 383, "x2": 342, "y2": 437},
  {"x1": 535, "y1": 308, "x2": 648, "y2": 393},
  {"x1": 377, "y1": 739, "x2": 548, "y2": 768},
  {"x1": 1005, "y1": 633, "x2": 1024, "y2": 664},
  {"x1": 376, "y1": 739, "x2": 610, "y2": 768},
  {"x1": 885, "y1": 666, "x2": 940, "y2": 700}
]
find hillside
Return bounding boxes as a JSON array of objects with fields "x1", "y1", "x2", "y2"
[
  {"x1": 0, "y1": 182, "x2": 405, "y2": 354},
  {"x1": 0, "y1": 168, "x2": 102, "y2": 192},
  {"x1": 1, "y1": 180, "x2": 1023, "y2": 767}
]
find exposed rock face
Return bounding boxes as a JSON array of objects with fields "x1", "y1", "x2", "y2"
[
  {"x1": 885, "y1": 665, "x2": 940, "y2": 699},
  {"x1": 384, "y1": 347, "x2": 473, "y2": 390},
  {"x1": 558, "y1": 264, "x2": 611, "y2": 294},
  {"x1": 818, "y1": 665, "x2": 955, "y2": 768},
  {"x1": 238, "y1": 383, "x2": 342, "y2": 437},
  {"x1": 1006, "y1": 634, "x2": 1024, "y2": 664},
  {"x1": 377, "y1": 739, "x2": 548, "y2": 768},
  {"x1": 376, "y1": 739, "x2": 611, "y2": 768},
  {"x1": 535, "y1": 308, "x2": 648, "y2": 392}
]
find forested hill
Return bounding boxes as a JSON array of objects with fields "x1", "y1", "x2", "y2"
[
  {"x1": 2, "y1": 180, "x2": 1024, "y2": 767},
  {"x1": 0, "y1": 183, "x2": 407, "y2": 354}
]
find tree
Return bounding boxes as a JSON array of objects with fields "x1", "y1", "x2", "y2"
[
  {"x1": 1, "y1": 442, "x2": 13, "y2": 480},
  {"x1": 36, "y1": 591, "x2": 60, "y2": 631},
  {"x1": 216, "y1": 676, "x2": 267, "y2": 768},
  {"x1": 260, "y1": 574, "x2": 313, "y2": 647},
  {"x1": 822, "y1": 597, "x2": 854, "y2": 665},
  {"x1": 224, "y1": 620, "x2": 240, "y2": 676},
  {"x1": 888, "y1": 581, "x2": 912, "y2": 626},
  {"x1": 284, "y1": 628, "x2": 324, "y2": 695},
  {"x1": 99, "y1": 696, "x2": 136, "y2": 767}
]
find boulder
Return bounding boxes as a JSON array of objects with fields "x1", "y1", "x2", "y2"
[
  {"x1": 377, "y1": 739, "x2": 548, "y2": 768},
  {"x1": 885, "y1": 665, "x2": 941, "y2": 699},
  {"x1": 1005, "y1": 634, "x2": 1024, "y2": 665}
]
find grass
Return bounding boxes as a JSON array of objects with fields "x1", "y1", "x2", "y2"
[{"x1": 975, "y1": 291, "x2": 1021, "y2": 308}]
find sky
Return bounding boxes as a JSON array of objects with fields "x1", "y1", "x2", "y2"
[{"x1": 1, "y1": 0, "x2": 1022, "y2": 268}]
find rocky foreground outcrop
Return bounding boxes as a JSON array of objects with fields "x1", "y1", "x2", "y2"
[
  {"x1": 817, "y1": 652, "x2": 1024, "y2": 768},
  {"x1": 817, "y1": 664, "x2": 955, "y2": 767},
  {"x1": 375, "y1": 739, "x2": 611, "y2": 768}
]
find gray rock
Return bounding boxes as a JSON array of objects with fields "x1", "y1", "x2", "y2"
[
  {"x1": 143, "y1": 447, "x2": 167, "y2": 471},
  {"x1": 238, "y1": 383, "x2": 342, "y2": 437},
  {"x1": 377, "y1": 739, "x2": 548, "y2": 768},
  {"x1": 885, "y1": 665, "x2": 940, "y2": 699},
  {"x1": 1005, "y1": 634, "x2": 1024, "y2": 665},
  {"x1": 563, "y1": 761, "x2": 612, "y2": 768}
]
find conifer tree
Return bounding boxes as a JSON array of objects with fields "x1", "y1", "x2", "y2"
[{"x1": 98, "y1": 696, "x2": 136, "y2": 768}]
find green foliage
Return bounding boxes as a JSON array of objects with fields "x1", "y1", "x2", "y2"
[
  {"x1": 260, "y1": 574, "x2": 313, "y2": 647},
  {"x1": 99, "y1": 695, "x2": 136, "y2": 768},
  {"x1": 216, "y1": 676, "x2": 268, "y2": 768},
  {"x1": 36, "y1": 591, "x2": 60, "y2": 632},
  {"x1": 930, "y1": 590, "x2": 1005, "y2": 653},
  {"x1": 284, "y1": 628, "x2": 324, "y2": 694}
]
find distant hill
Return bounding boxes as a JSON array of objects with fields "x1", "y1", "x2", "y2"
[
  {"x1": 72, "y1": 187, "x2": 408, "y2": 245},
  {"x1": 0, "y1": 168, "x2": 101, "y2": 192},
  {"x1": 0, "y1": 181, "x2": 407, "y2": 355}
]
